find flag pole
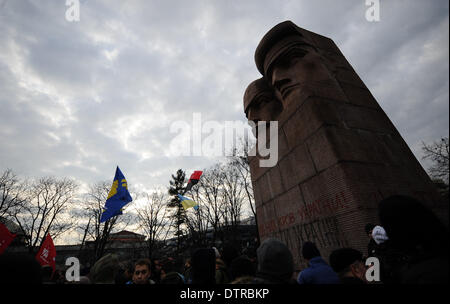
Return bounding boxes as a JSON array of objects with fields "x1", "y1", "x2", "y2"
[{"x1": 78, "y1": 218, "x2": 91, "y2": 258}]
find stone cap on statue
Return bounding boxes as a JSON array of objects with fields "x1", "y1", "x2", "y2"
[
  {"x1": 243, "y1": 77, "x2": 273, "y2": 115},
  {"x1": 254, "y1": 20, "x2": 316, "y2": 77}
]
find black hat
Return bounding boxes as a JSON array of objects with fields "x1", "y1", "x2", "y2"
[
  {"x1": 302, "y1": 241, "x2": 321, "y2": 260},
  {"x1": 365, "y1": 223, "x2": 375, "y2": 235},
  {"x1": 329, "y1": 248, "x2": 363, "y2": 273}
]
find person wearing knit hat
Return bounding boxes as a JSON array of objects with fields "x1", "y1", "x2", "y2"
[
  {"x1": 212, "y1": 247, "x2": 220, "y2": 259},
  {"x1": 329, "y1": 248, "x2": 367, "y2": 284},
  {"x1": 297, "y1": 241, "x2": 340, "y2": 284},
  {"x1": 253, "y1": 238, "x2": 295, "y2": 284},
  {"x1": 90, "y1": 253, "x2": 120, "y2": 284},
  {"x1": 371, "y1": 226, "x2": 389, "y2": 245}
]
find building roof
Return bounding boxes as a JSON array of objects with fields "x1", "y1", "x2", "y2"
[{"x1": 108, "y1": 230, "x2": 146, "y2": 242}]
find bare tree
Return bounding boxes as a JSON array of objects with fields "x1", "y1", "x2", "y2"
[
  {"x1": 0, "y1": 169, "x2": 26, "y2": 218},
  {"x1": 228, "y1": 137, "x2": 260, "y2": 244},
  {"x1": 136, "y1": 191, "x2": 169, "y2": 258},
  {"x1": 221, "y1": 162, "x2": 245, "y2": 243},
  {"x1": 186, "y1": 185, "x2": 210, "y2": 247},
  {"x1": 198, "y1": 164, "x2": 226, "y2": 244},
  {"x1": 228, "y1": 138, "x2": 256, "y2": 220},
  {"x1": 422, "y1": 137, "x2": 449, "y2": 184},
  {"x1": 13, "y1": 177, "x2": 78, "y2": 253},
  {"x1": 81, "y1": 181, "x2": 132, "y2": 263}
]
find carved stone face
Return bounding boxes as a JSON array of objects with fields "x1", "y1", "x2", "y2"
[
  {"x1": 244, "y1": 79, "x2": 283, "y2": 138},
  {"x1": 246, "y1": 92, "x2": 282, "y2": 124},
  {"x1": 269, "y1": 45, "x2": 332, "y2": 108},
  {"x1": 246, "y1": 92, "x2": 282, "y2": 138}
]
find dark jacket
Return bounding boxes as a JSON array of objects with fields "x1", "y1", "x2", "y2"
[
  {"x1": 368, "y1": 239, "x2": 378, "y2": 258},
  {"x1": 401, "y1": 254, "x2": 449, "y2": 284},
  {"x1": 340, "y1": 277, "x2": 366, "y2": 284},
  {"x1": 215, "y1": 259, "x2": 231, "y2": 284},
  {"x1": 297, "y1": 257, "x2": 341, "y2": 284},
  {"x1": 375, "y1": 240, "x2": 407, "y2": 284}
]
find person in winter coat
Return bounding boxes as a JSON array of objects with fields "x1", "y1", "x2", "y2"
[
  {"x1": 191, "y1": 248, "x2": 216, "y2": 284},
  {"x1": 329, "y1": 248, "x2": 367, "y2": 284},
  {"x1": 215, "y1": 258, "x2": 231, "y2": 284},
  {"x1": 365, "y1": 223, "x2": 378, "y2": 258},
  {"x1": 252, "y1": 238, "x2": 296, "y2": 284},
  {"x1": 297, "y1": 242, "x2": 340, "y2": 284},
  {"x1": 377, "y1": 195, "x2": 449, "y2": 284}
]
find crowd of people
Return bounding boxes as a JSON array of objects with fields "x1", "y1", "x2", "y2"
[{"x1": 0, "y1": 195, "x2": 448, "y2": 284}]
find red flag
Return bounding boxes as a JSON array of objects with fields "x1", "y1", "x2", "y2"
[
  {"x1": 188, "y1": 171, "x2": 203, "y2": 183},
  {"x1": 0, "y1": 222, "x2": 16, "y2": 254},
  {"x1": 185, "y1": 170, "x2": 203, "y2": 192},
  {"x1": 35, "y1": 234, "x2": 56, "y2": 271}
]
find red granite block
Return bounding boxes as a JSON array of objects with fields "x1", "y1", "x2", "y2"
[
  {"x1": 265, "y1": 166, "x2": 285, "y2": 199},
  {"x1": 306, "y1": 126, "x2": 373, "y2": 172},
  {"x1": 252, "y1": 178, "x2": 263, "y2": 208},
  {"x1": 341, "y1": 105, "x2": 396, "y2": 134},
  {"x1": 278, "y1": 143, "x2": 316, "y2": 190},
  {"x1": 319, "y1": 49, "x2": 355, "y2": 71},
  {"x1": 248, "y1": 155, "x2": 268, "y2": 182},
  {"x1": 257, "y1": 202, "x2": 280, "y2": 239},
  {"x1": 334, "y1": 68, "x2": 367, "y2": 89},
  {"x1": 339, "y1": 82, "x2": 380, "y2": 109},
  {"x1": 355, "y1": 131, "x2": 393, "y2": 164},
  {"x1": 299, "y1": 165, "x2": 356, "y2": 222},
  {"x1": 256, "y1": 173, "x2": 272, "y2": 204},
  {"x1": 277, "y1": 128, "x2": 290, "y2": 160},
  {"x1": 282, "y1": 97, "x2": 343, "y2": 150},
  {"x1": 310, "y1": 79, "x2": 348, "y2": 103},
  {"x1": 273, "y1": 186, "x2": 304, "y2": 229},
  {"x1": 278, "y1": 80, "x2": 348, "y2": 126},
  {"x1": 334, "y1": 209, "x2": 376, "y2": 253}
]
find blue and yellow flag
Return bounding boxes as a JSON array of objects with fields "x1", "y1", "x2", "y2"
[
  {"x1": 177, "y1": 194, "x2": 199, "y2": 211},
  {"x1": 100, "y1": 166, "x2": 133, "y2": 223}
]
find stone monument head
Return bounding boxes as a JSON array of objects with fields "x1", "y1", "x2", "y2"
[
  {"x1": 255, "y1": 21, "x2": 333, "y2": 109},
  {"x1": 244, "y1": 77, "x2": 282, "y2": 137}
]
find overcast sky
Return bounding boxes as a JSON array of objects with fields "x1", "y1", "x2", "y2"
[{"x1": 0, "y1": 1, "x2": 448, "y2": 204}]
